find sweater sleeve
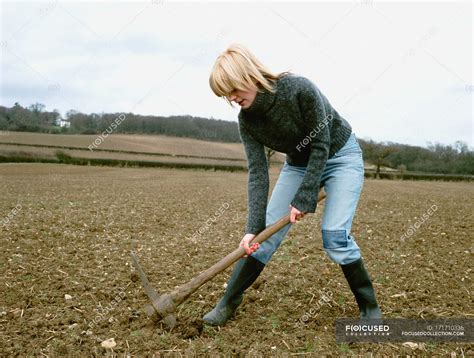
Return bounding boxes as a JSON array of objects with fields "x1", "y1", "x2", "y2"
[
  {"x1": 290, "y1": 80, "x2": 331, "y2": 213},
  {"x1": 238, "y1": 122, "x2": 269, "y2": 235}
]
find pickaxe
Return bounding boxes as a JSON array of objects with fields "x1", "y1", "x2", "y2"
[{"x1": 131, "y1": 189, "x2": 326, "y2": 328}]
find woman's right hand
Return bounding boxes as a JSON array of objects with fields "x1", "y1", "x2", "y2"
[{"x1": 239, "y1": 233, "x2": 260, "y2": 257}]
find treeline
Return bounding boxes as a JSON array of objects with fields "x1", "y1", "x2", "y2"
[
  {"x1": 0, "y1": 102, "x2": 240, "y2": 142},
  {"x1": 359, "y1": 139, "x2": 473, "y2": 176},
  {"x1": 0, "y1": 103, "x2": 60, "y2": 133},
  {"x1": 0, "y1": 102, "x2": 472, "y2": 175}
]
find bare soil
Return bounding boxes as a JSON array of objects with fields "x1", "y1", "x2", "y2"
[{"x1": 0, "y1": 163, "x2": 472, "y2": 356}]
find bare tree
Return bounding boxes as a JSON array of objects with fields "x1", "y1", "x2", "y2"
[
  {"x1": 363, "y1": 141, "x2": 395, "y2": 179},
  {"x1": 265, "y1": 147, "x2": 276, "y2": 167}
]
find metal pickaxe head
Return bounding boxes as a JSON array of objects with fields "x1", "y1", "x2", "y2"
[
  {"x1": 130, "y1": 252, "x2": 178, "y2": 328},
  {"x1": 131, "y1": 190, "x2": 327, "y2": 327}
]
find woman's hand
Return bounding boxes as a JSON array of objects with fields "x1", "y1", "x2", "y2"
[
  {"x1": 289, "y1": 205, "x2": 306, "y2": 223},
  {"x1": 239, "y1": 233, "x2": 260, "y2": 257}
]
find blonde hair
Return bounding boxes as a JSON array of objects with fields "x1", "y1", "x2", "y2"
[{"x1": 209, "y1": 43, "x2": 290, "y2": 106}]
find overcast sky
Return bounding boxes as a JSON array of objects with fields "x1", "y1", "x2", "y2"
[{"x1": 1, "y1": 0, "x2": 472, "y2": 147}]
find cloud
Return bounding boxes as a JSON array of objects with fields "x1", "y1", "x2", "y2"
[{"x1": 0, "y1": 0, "x2": 471, "y2": 147}]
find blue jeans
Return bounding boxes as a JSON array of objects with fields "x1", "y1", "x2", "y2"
[{"x1": 250, "y1": 133, "x2": 364, "y2": 265}]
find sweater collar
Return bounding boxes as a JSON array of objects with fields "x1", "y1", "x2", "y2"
[{"x1": 241, "y1": 86, "x2": 277, "y2": 116}]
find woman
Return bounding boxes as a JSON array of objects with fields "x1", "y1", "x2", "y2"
[{"x1": 203, "y1": 44, "x2": 382, "y2": 326}]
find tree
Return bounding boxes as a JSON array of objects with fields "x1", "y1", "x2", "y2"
[
  {"x1": 397, "y1": 164, "x2": 407, "y2": 173},
  {"x1": 265, "y1": 147, "x2": 276, "y2": 167},
  {"x1": 28, "y1": 103, "x2": 46, "y2": 114},
  {"x1": 454, "y1": 141, "x2": 469, "y2": 154},
  {"x1": 362, "y1": 140, "x2": 396, "y2": 178}
]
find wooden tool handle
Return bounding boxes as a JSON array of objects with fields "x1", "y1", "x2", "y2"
[
  {"x1": 251, "y1": 189, "x2": 327, "y2": 245},
  {"x1": 170, "y1": 189, "x2": 326, "y2": 304}
]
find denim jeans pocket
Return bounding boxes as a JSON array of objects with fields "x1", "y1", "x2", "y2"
[{"x1": 334, "y1": 133, "x2": 362, "y2": 157}]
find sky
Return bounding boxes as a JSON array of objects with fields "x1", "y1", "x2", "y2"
[{"x1": 0, "y1": 0, "x2": 472, "y2": 147}]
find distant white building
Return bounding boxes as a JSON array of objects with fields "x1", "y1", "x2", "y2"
[{"x1": 56, "y1": 119, "x2": 71, "y2": 128}]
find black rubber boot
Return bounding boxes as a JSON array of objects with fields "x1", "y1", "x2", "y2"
[
  {"x1": 341, "y1": 257, "x2": 382, "y2": 319},
  {"x1": 203, "y1": 256, "x2": 265, "y2": 326}
]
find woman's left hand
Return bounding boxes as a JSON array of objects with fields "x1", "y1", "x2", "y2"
[{"x1": 289, "y1": 205, "x2": 306, "y2": 223}]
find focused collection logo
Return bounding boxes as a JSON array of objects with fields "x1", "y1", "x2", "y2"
[{"x1": 344, "y1": 323, "x2": 391, "y2": 336}]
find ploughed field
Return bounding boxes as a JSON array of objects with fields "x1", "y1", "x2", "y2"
[
  {"x1": 0, "y1": 131, "x2": 247, "y2": 159},
  {"x1": 0, "y1": 163, "x2": 472, "y2": 356},
  {"x1": 0, "y1": 131, "x2": 287, "y2": 171}
]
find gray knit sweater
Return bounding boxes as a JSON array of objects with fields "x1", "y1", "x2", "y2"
[{"x1": 238, "y1": 73, "x2": 352, "y2": 235}]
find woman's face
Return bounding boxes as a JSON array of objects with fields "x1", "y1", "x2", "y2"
[{"x1": 228, "y1": 88, "x2": 257, "y2": 109}]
